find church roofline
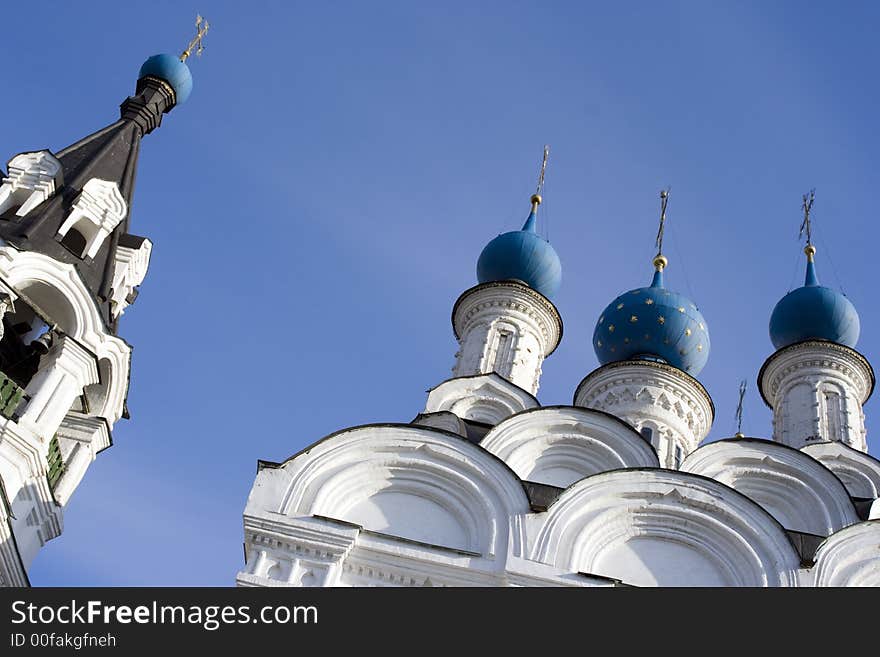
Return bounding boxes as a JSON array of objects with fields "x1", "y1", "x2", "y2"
[
  {"x1": 684, "y1": 435, "x2": 864, "y2": 510},
  {"x1": 424, "y1": 371, "x2": 540, "y2": 407},
  {"x1": 256, "y1": 421, "x2": 533, "y2": 504},
  {"x1": 483, "y1": 403, "x2": 656, "y2": 450},
  {"x1": 540, "y1": 466, "x2": 803, "y2": 556}
]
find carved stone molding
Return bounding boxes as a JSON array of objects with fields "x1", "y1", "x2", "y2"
[
  {"x1": 574, "y1": 359, "x2": 714, "y2": 465},
  {"x1": 759, "y1": 340, "x2": 874, "y2": 406},
  {"x1": 0, "y1": 151, "x2": 63, "y2": 218},
  {"x1": 452, "y1": 281, "x2": 562, "y2": 354}
]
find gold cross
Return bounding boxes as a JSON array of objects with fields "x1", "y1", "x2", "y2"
[{"x1": 180, "y1": 14, "x2": 210, "y2": 63}]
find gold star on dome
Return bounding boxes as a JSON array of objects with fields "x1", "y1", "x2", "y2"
[
  {"x1": 697, "y1": 344, "x2": 703, "y2": 352},
  {"x1": 624, "y1": 337, "x2": 630, "y2": 344},
  {"x1": 630, "y1": 315, "x2": 638, "y2": 323},
  {"x1": 685, "y1": 328, "x2": 692, "y2": 336},
  {"x1": 645, "y1": 298, "x2": 654, "y2": 305},
  {"x1": 658, "y1": 316, "x2": 666, "y2": 325},
  {"x1": 617, "y1": 303, "x2": 624, "y2": 310},
  {"x1": 599, "y1": 316, "x2": 604, "y2": 324},
  {"x1": 608, "y1": 324, "x2": 615, "y2": 333},
  {"x1": 698, "y1": 322, "x2": 704, "y2": 330},
  {"x1": 678, "y1": 307, "x2": 685, "y2": 313},
  {"x1": 597, "y1": 340, "x2": 603, "y2": 348}
]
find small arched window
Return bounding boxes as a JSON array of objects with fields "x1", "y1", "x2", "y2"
[{"x1": 59, "y1": 227, "x2": 88, "y2": 258}]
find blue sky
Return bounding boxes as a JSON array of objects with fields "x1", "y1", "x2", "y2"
[{"x1": 4, "y1": 1, "x2": 878, "y2": 585}]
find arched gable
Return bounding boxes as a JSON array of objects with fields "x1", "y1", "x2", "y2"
[
  {"x1": 253, "y1": 424, "x2": 530, "y2": 560},
  {"x1": 813, "y1": 522, "x2": 880, "y2": 587},
  {"x1": 531, "y1": 469, "x2": 801, "y2": 587},
  {"x1": 424, "y1": 373, "x2": 539, "y2": 425},
  {"x1": 681, "y1": 438, "x2": 858, "y2": 536},
  {"x1": 480, "y1": 406, "x2": 659, "y2": 487},
  {"x1": 802, "y1": 441, "x2": 880, "y2": 499}
]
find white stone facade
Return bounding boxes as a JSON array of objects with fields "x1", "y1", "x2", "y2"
[
  {"x1": 0, "y1": 151, "x2": 63, "y2": 218},
  {"x1": 760, "y1": 340, "x2": 872, "y2": 451},
  {"x1": 451, "y1": 281, "x2": 561, "y2": 395},
  {"x1": 239, "y1": 419, "x2": 880, "y2": 587},
  {"x1": 56, "y1": 178, "x2": 128, "y2": 260},
  {"x1": 239, "y1": 261, "x2": 880, "y2": 587},
  {"x1": 573, "y1": 359, "x2": 714, "y2": 468},
  {"x1": 0, "y1": 245, "x2": 146, "y2": 585}
]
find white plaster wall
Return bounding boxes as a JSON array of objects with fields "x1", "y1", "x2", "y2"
[
  {"x1": 574, "y1": 360, "x2": 713, "y2": 468},
  {"x1": 451, "y1": 282, "x2": 561, "y2": 395},
  {"x1": 761, "y1": 341, "x2": 872, "y2": 451}
]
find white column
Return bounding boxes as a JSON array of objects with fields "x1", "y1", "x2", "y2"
[
  {"x1": 451, "y1": 281, "x2": 561, "y2": 395},
  {"x1": 18, "y1": 335, "x2": 99, "y2": 441},
  {"x1": 574, "y1": 360, "x2": 714, "y2": 468},
  {"x1": 760, "y1": 340, "x2": 872, "y2": 452}
]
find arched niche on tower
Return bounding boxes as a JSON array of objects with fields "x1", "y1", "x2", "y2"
[
  {"x1": 480, "y1": 406, "x2": 659, "y2": 487},
  {"x1": 531, "y1": 469, "x2": 801, "y2": 587},
  {"x1": 252, "y1": 424, "x2": 530, "y2": 559},
  {"x1": 680, "y1": 438, "x2": 859, "y2": 536},
  {"x1": 0, "y1": 249, "x2": 131, "y2": 426}
]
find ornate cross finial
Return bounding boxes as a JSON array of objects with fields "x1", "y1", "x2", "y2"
[
  {"x1": 655, "y1": 188, "x2": 670, "y2": 255},
  {"x1": 180, "y1": 14, "x2": 210, "y2": 63},
  {"x1": 735, "y1": 379, "x2": 747, "y2": 437},
  {"x1": 652, "y1": 188, "x2": 671, "y2": 271},
  {"x1": 530, "y1": 145, "x2": 550, "y2": 212},
  {"x1": 799, "y1": 188, "x2": 815, "y2": 247},
  {"x1": 535, "y1": 145, "x2": 550, "y2": 197}
]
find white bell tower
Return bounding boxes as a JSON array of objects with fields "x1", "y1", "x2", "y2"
[{"x1": 0, "y1": 40, "x2": 199, "y2": 586}]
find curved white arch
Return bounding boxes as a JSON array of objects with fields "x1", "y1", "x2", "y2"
[
  {"x1": 814, "y1": 522, "x2": 880, "y2": 586},
  {"x1": 0, "y1": 248, "x2": 131, "y2": 425},
  {"x1": 532, "y1": 469, "x2": 801, "y2": 587},
  {"x1": 802, "y1": 441, "x2": 880, "y2": 499},
  {"x1": 480, "y1": 406, "x2": 658, "y2": 487},
  {"x1": 681, "y1": 439, "x2": 858, "y2": 536},
  {"x1": 257, "y1": 424, "x2": 530, "y2": 559},
  {"x1": 424, "y1": 373, "x2": 539, "y2": 425}
]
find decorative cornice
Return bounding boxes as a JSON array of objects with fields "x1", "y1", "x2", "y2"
[
  {"x1": 451, "y1": 280, "x2": 563, "y2": 356},
  {"x1": 758, "y1": 340, "x2": 875, "y2": 408},
  {"x1": 574, "y1": 358, "x2": 715, "y2": 422}
]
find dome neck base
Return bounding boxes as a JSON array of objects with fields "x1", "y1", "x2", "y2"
[{"x1": 121, "y1": 76, "x2": 177, "y2": 135}]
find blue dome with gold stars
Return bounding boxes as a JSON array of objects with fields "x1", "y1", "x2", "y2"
[
  {"x1": 593, "y1": 257, "x2": 710, "y2": 376},
  {"x1": 477, "y1": 195, "x2": 562, "y2": 299}
]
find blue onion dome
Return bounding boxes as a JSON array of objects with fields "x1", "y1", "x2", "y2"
[
  {"x1": 769, "y1": 245, "x2": 860, "y2": 350},
  {"x1": 477, "y1": 194, "x2": 562, "y2": 299},
  {"x1": 139, "y1": 54, "x2": 193, "y2": 104},
  {"x1": 593, "y1": 254, "x2": 710, "y2": 376}
]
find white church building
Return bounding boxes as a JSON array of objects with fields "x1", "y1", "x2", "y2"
[
  {"x1": 0, "y1": 43, "x2": 877, "y2": 588},
  {"x1": 238, "y1": 187, "x2": 880, "y2": 587}
]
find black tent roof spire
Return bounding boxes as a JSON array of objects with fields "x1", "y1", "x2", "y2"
[{"x1": 0, "y1": 22, "x2": 207, "y2": 332}]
